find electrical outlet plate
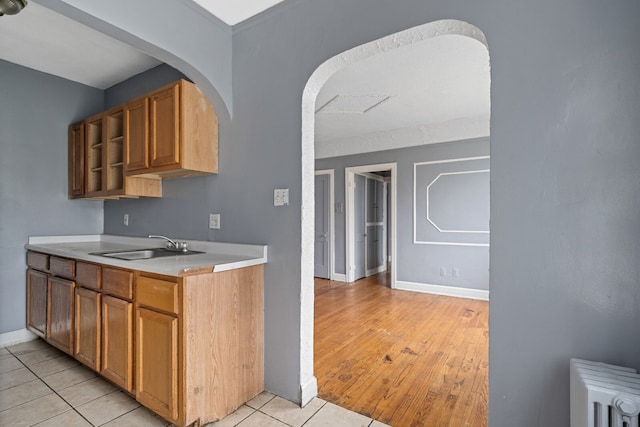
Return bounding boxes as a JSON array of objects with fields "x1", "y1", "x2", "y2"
[
  {"x1": 274, "y1": 188, "x2": 289, "y2": 206},
  {"x1": 209, "y1": 213, "x2": 220, "y2": 229},
  {"x1": 123, "y1": 213, "x2": 129, "y2": 226}
]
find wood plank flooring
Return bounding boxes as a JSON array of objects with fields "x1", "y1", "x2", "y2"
[{"x1": 314, "y1": 273, "x2": 488, "y2": 426}]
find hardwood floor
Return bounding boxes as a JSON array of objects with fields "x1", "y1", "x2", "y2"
[{"x1": 314, "y1": 273, "x2": 488, "y2": 426}]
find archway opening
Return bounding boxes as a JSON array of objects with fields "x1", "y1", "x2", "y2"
[{"x1": 301, "y1": 19, "x2": 491, "y2": 424}]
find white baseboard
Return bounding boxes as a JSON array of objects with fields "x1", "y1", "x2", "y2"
[
  {"x1": 367, "y1": 265, "x2": 387, "y2": 277},
  {"x1": 0, "y1": 328, "x2": 38, "y2": 347},
  {"x1": 330, "y1": 273, "x2": 347, "y2": 282},
  {"x1": 300, "y1": 376, "x2": 318, "y2": 407},
  {"x1": 396, "y1": 281, "x2": 489, "y2": 301}
]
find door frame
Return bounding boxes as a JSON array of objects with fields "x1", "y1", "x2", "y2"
[
  {"x1": 345, "y1": 163, "x2": 397, "y2": 287},
  {"x1": 315, "y1": 169, "x2": 335, "y2": 280}
]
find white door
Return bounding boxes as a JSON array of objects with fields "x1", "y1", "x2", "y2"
[{"x1": 314, "y1": 173, "x2": 330, "y2": 279}]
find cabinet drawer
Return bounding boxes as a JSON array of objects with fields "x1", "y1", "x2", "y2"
[
  {"x1": 103, "y1": 267, "x2": 133, "y2": 300},
  {"x1": 76, "y1": 262, "x2": 101, "y2": 290},
  {"x1": 137, "y1": 276, "x2": 179, "y2": 314},
  {"x1": 50, "y1": 257, "x2": 76, "y2": 279},
  {"x1": 27, "y1": 252, "x2": 48, "y2": 271}
]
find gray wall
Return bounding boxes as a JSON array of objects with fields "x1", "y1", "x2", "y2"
[
  {"x1": 104, "y1": 64, "x2": 187, "y2": 109},
  {"x1": 0, "y1": 59, "x2": 104, "y2": 334},
  {"x1": 12, "y1": 0, "x2": 640, "y2": 426},
  {"x1": 316, "y1": 138, "x2": 490, "y2": 290}
]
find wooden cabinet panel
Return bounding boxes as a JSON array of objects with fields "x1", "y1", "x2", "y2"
[
  {"x1": 76, "y1": 262, "x2": 101, "y2": 291},
  {"x1": 149, "y1": 84, "x2": 180, "y2": 168},
  {"x1": 102, "y1": 295, "x2": 133, "y2": 392},
  {"x1": 68, "y1": 122, "x2": 85, "y2": 198},
  {"x1": 125, "y1": 97, "x2": 149, "y2": 172},
  {"x1": 105, "y1": 108, "x2": 125, "y2": 194},
  {"x1": 137, "y1": 275, "x2": 179, "y2": 314},
  {"x1": 50, "y1": 257, "x2": 75, "y2": 279},
  {"x1": 27, "y1": 269, "x2": 48, "y2": 338},
  {"x1": 85, "y1": 113, "x2": 105, "y2": 197},
  {"x1": 136, "y1": 307, "x2": 179, "y2": 422},
  {"x1": 102, "y1": 267, "x2": 133, "y2": 300},
  {"x1": 47, "y1": 277, "x2": 75, "y2": 354},
  {"x1": 74, "y1": 287, "x2": 101, "y2": 371},
  {"x1": 27, "y1": 252, "x2": 48, "y2": 271}
]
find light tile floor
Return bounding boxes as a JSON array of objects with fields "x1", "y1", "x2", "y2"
[{"x1": 0, "y1": 340, "x2": 389, "y2": 427}]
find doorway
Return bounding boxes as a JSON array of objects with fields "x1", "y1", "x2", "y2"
[
  {"x1": 314, "y1": 170, "x2": 334, "y2": 279},
  {"x1": 300, "y1": 19, "x2": 491, "y2": 409},
  {"x1": 345, "y1": 164, "x2": 396, "y2": 286}
]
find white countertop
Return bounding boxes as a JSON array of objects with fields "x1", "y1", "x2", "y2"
[{"x1": 26, "y1": 235, "x2": 267, "y2": 276}]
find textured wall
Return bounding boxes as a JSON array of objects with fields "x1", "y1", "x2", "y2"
[{"x1": 0, "y1": 59, "x2": 104, "y2": 334}]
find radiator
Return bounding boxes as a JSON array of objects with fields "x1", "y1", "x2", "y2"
[{"x1": 571, "y1": 358, "x2": 640, "y2": 427}]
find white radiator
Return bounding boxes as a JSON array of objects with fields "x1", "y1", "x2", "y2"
[{"x1": 571, "y1": 358, "x2": 640, "y2": 427}]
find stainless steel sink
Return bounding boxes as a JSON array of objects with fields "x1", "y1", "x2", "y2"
[{"x1": 92, "y1": 248, "x2": 203, "y2": 261}]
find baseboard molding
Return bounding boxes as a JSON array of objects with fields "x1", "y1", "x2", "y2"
[
  {"x1": 300, "y1": 376, "x2": 318, "y2": 407},
  {"x1": 0, "y1": 328, "x2": 38, "y2": 347},
  {"x1": 330, "y1": 273, "x2": 347, "y2": 282},
  {"x1": 396, "y1": 281, "x2": 489, "y2": 301},
  {"x1": 367, "y1": 265, "x2": 387, "y2": 277}
]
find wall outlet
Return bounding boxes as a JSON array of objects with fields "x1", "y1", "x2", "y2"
[
  {"x1": 440, "y1": 267, "x2": 447, "y2": 276},
  {"x1": 274, "y1": 188, "x2": 289, "y2": 206},
  {"x1": 209, "y1": 213, "x2": 220, "y2": 229},
  {"x1": 452, "y1": 268, "x2": 460, "y2": 277},
  {"x1": 123, "y1": 213, "x2": 129, "y2": 226}
]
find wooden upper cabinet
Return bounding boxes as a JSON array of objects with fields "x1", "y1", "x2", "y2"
[
  {"x1": 125, "y1": 97, "x2": 149, "y2": 172},
  {"x1": 150, "y1": 84, "x2": 180, "y2": 169},
  {"x1": 68, "y1": 122, "x2": 85, "y2": 199},
  {"x1": 69, "y1": 80, "x2": 215, "y2": 200},
  {"x1": 126, "y1": 80, "x2": 218, "y2": 178},
  {"x1": 85, "y1": 113, "x2": 105, "y2": 198}
]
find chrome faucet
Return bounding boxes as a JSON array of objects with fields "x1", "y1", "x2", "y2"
[{"x1": 148, "y1": 235, "x2": 189, "y2": 252}]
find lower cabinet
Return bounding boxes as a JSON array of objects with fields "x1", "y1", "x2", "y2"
[
  {"x1": 27, "y1": 269, "x2": 48, "y2": 338},
  {"x1": 101, "y1": 295, "x2": 133, "y2": 392},
  {"x1": 74, "y1": 287, "x2": 101, "y2": 371},
  {"x1": 47, "y1": 277, "x2": 75, "y2": 354},
  {"x1": 26, "y1": 251, "x2": 264, "y2": 427},
  {"x1": 135, "y1": 307, "x2": 179, "y2": 422}
]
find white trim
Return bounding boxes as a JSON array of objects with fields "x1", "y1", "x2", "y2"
[
  {"x1": 345, "y1": 163, "x2": 397, "y2": 289},
  {"x1": 396, "y1": 281, "x2": 489, "y2": 301},
  {"x1": 413, "y1": 156, "x2": 490, "y2": 246},
  {"x1": 300, "y1": 377, "x2": 318, "y2": 407},
  {"x1": 414, "y1": 155, "x2": 490, "y2": 167},
  {"x1": 0, "y1": 329, "x2": 38, "y2": 347},
  {"x1": 331, "y1": 273, "x2": 347, "y2": 282},
  {"x1": 315, "y1": 170, "x2": 335, "y2": 280},
  {"x1": 366, "y1": 265, "x2": 387, "y2": 277},
  {"x1": 414, "y1": 241, "x2": 490, "y2": 247},
  {"x1": 301, "y1": 20, "x2": 489, "y2": 406},
  {"x1": 426, "y1": 170, "x2": 490, "y2": 233}
]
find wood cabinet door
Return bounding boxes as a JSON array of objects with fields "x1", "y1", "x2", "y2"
[
  {"x1": 74, "y1": 287, "x2": 101, "y2": 371},
  {"x1": 68, "y1": 122, "x2": 85, "y2": 198},
  {"x1": 149, "y1": 84, "x2": 180, "y2": 169},
  {"x1": 102, "y1": 295, "x2": 133, "y2": 392},
  {"x1": 136, "y1": 307, "x2": 179, "y2": 422},
  {"x1": 27, "y1": 269, "x2": 48, "y2": 338},
  {"x1": 47, "y1": 277, "x2": 75, "y2": 354},
  {"x1": 124, "y1": 97, "x2": 149, "y2": 172}
]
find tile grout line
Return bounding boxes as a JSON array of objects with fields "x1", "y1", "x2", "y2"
[{"x1": 5, "y1": 346, "x2": 98, "y2": 427}]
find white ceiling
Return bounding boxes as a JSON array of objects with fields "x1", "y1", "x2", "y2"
[
  {"x1": 0, "y1": 2, "x2": 490, "y2": 156},
  {"x1": 193, "y1": 0, "x2": 286, "y2": 26},
  {"x1": 315, "y1": 34, "x2": 490, "y2": 145}
]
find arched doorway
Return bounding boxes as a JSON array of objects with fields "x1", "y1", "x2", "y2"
[{"x1": 300, "y1": 19, "x2": 490, "y2": 416}]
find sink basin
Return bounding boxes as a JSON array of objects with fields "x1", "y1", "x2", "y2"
[{"x1": 92, "y1": 248, "x2": 203, "y2": 261}]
